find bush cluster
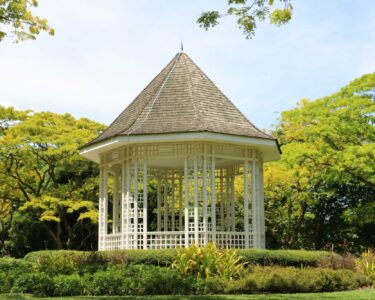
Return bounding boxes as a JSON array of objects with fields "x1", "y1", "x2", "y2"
[
  {"x1": 24, "y1": 248, "x2": 351, "y2": 270},
  {"x1": 0, "y1": 264, "x2": 368, "y2": 296},
  {"x1": 3, "y1": 248, "x2": 364, "y2": 296}
]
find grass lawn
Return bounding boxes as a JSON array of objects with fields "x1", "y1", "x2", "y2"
[{"x1": 1, "y1": 289, "x2": 374, "y2": 300}]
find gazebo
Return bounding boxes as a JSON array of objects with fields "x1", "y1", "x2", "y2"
[{"x1": 80, "y1": 52, "x2": 280, "y2": 250}]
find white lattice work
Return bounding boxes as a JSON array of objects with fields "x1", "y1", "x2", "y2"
[{"x1": 98, "y1": 142, "x2": 265, "y2": 250}]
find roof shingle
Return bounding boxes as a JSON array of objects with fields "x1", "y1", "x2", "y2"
[{"x1": 87, "y1": 52, "x2": 274, "y2": 146}]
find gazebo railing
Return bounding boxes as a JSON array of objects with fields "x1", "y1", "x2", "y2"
[{"x1": 102, "y1": 231, "x2": 251, "y2": 250}]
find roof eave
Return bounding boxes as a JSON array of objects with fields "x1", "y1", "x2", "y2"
[{"x1": 80, "y1": 131, "x2": 281, "y2": 164}]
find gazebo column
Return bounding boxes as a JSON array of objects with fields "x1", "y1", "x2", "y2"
[
  {"x1": 203, "y1": 152, "x2": 208, "y2": 245},
  {"x1": 171, "y1": 173, "x2": 175, "y2": 231},
  {"x1": 219, "y1": 169, "x2": 224, "y2": 231},
  {"x1": 211, "y1": 156, "x2": 216, "y2": 243},
  {"x1": 252, "y1": 150, "x2": 265, "y2": 248},
  {"x1": 98, "y1": 166, "x2": 108, "y2": 250},
  {"x1": 143, "y1": 161, "x2": 148, "y2": 249},
  {"x1": 179, "y1": 172, "x2": 183, "y2": 230},
  {"x1": 133, "y1": 159, "x2": 138, "y2": 249},
  {"x1": 112, "y1": 170, "x2": 121, "y2": 233},
  {"x1": 231, "y1": 167, "x2": 236, "y2": 232},
  {"x1": 193, "y1": 157, "x2": 199, "y2": 245},
  {"x1": 121, "y1": 161, "x2": 127, "y2": 249},
  {"x1": 184, "y1": 157, "x2": 189, "y2": 247},
  {"x1": 163, "y1": 171, "x2": 168, "y2": 231},
  {"x1": 157, "y1": 174, "x2": 161, "y2": 231},
  {"x1": 259, "y1": 157, "x2": 266, "y2": 248},
  {"x1": 244, "y1": 157, "x2": 250, "y2": 248}
]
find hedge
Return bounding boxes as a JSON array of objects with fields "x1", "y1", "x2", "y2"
[
  {"x1": 0, "y1": 265, "x2": 369, "y2": 296},
  {"x1": 24, "y1": 248, "x2": 346, "y2": 270}
]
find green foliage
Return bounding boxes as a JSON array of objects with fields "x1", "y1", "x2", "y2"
[
  {"x1": 197, "y1": 0, "x2": 292, "y2": 39},
  {"x1": 265, "y1": 72, "x2": 375, "y2": 251},
  {"x1": 25, "y1": 250, "x2": 110, "y2": 275},
  {"x1": 0, "y1": 257, "x2": 32, "y2": 273},
  {"x1": 172, "y1": 243, "x2": 245, "y2": 279},
  {"x1": 237, "y1": 249, "x2": 328, "y2": 267},
  {"x1": 0, "y1": 0, "x2": 54, "y2": 42},
  {"x1": 11, "y1": 272, "x2": 54, "y2": 296},
  {"x1": 101, "y1": 249, "x2": 175, "y2": 266},
  {"x1": 0, "y1": 106, "x2": 105, "y2": 254},
  {"x1": 53, "y1": 274, "x2": 85, "y2": 296},
  {"x1": 225, "y1": 266, "x2": 369, "y2": 294},
  {"x1": 356, "y1": 250, "x2": 375, "y2": 286},
  {"x1": 24, "y1": 248, "x2": 351, "y2": 273},
  {"x1": 0, "y1": 271, "x2": 12, "y2": 293},
  {"x1": 86, "y1": 265, "x2": 194, "y2": 296}
]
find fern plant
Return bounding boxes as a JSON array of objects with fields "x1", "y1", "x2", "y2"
[
  {"x1": 171, "y1": 243, "x2": 245, "y2": 280},
  {"x1": 356, "y1": 250, "x2": 375, "y2": 286}
]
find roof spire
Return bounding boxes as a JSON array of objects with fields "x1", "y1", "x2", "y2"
[{"x1": 180, "y1": 40, "x2": 184, "y2": 52}]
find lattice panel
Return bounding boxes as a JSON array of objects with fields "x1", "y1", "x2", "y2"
[{"x1": 99, "y1": 143, "x2": 264, "y2": 250}]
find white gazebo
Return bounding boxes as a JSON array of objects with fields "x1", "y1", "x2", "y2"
[{"x1": 80, "y1": 52, "x2": 280, "y2": 250}]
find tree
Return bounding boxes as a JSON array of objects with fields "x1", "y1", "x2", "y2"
[
  {"x1": 197, "y1": 0, "x2": 293, "y2": 39},
  {"x1": 0, "y1": 0, "x2": 54, "y2": 42},
  {"x1": 0, "y1": 106, "x2": 105, "y2": 253},
  {"x1": 264, "y1": 72, "x2": 375, "y2": 251}
]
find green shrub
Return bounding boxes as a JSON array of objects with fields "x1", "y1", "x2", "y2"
[
  {"x1": 0, "y1": 257, "x2": 33, "y2": 290},
  {"x1": 172, "y1": 243, "x2": 245, "y2": 279},
  {"x1": 109, "y1": 249, "x2": 176, "y2": 266},
  {"x1": 237, "y1": 249, "x2": 330, "y2": 267},
  {"x1": 25, "y1": 250, "x2": 111, "y2": 275},
  {"x1": 87, "y1": 268, "x2": 130, "y2": 296},
  {"x1": 137, "y1": 265, "x2": 193, "y2": 295},
  {"x1": 11, "y1": 272, "x2": 54, "y2": 296},
  {"x1": 356, "y1": 250, "x2": 375, "y2": 286},
  {"x1": 317, "y1": 252, "x2": 356, "y2": 270},
  {"x1": 53, "y1": 274, "x2": 85, "y2": 296},
  {"x1": 0, "y1": 257, "x2": 32, "y2": 274},
  {"x1": 23, "y1": 248, "x2": 354, "y2": 275},
  {"x1": 252, "y1": 266, "x2": 368, "y2": 293},
  {"x1": 0, "y1": 271, "x2": 12, "y2": 294}
]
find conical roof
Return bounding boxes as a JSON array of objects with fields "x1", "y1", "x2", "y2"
[{"x1": 87, "y1": 52, "x2": 274, "y2": 146}]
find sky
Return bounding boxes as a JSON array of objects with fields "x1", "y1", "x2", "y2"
[{"x1": 0, "y1": 0, "x2": 374, "y2": 131}]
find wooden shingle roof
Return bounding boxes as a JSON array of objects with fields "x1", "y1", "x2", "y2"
[{"x1": 87, "y1": 52, "x2": 274, "y2": 146}]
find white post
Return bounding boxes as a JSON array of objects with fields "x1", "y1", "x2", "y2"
[
  {"x1": 244, "y1": 158, "x2": 250, "y2": 248},
  {"x1": 157, "y1": 173, "x2": 161, "y2": 231},
  {"x1": 252, "y1": 150, "x2": 259, "y2": 248},
  {"x1": 126, "y1": 159, "x2": 131, "y2": 249},
  {"x1": 113, "y1": 170, "x2": 120, "y2": 233},
  {"x1": 193, "y1": 157, "x2": 199, "y2": 245},
  {"x1": 258, "y1": 155, "x2": 266, "y2": 249},
  {"x1": 226, "y1": 168, "x2": 230, "y2": 232},
  {"x1": 184, "y1": 157, "x2": 189, "y2": 247},
  {"x1": 220, "y1": 169, "x2": 224, "y2": 231},
  {"x1": 121, "y1": 161, "x2": 126, "y2": 249},
  {"x1": 143, "y1": 161, "x2": 148, "y2": 249},
  {"x1": 163, "y1": 170, "x2": 168, "y2": 232},
  {"x1": 98, "y1": 166, "x2": 108, "y2": 250},
  {"x1": 171, "y1": 172, "x2": 175, "y2": 232},
  {"x1": 179, "y1": 172, "x2": 183, "y2": 230},
  {"x1": 211, "y1": 156, "x2": 216, "y2": 243},
  {"x1": 134, "y1": 159, "x2": 138, "y2": 249},
  {"x1": 231, "y1": 167, "x2": 236, "y2": 232},
  {"x1": 203, "y1": 152, "x2": 208, "y2": 245}
]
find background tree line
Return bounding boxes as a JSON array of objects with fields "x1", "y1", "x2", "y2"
[{"x1": 0, "y1": 72, "x2": 374, "y2": 257}]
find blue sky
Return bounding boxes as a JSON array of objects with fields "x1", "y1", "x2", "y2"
[{"x1": 0, "y1": 0, "x2": 374, "y2": 131}]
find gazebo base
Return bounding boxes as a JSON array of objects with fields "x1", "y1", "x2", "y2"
[{"x1": 102, "y1": 231, "x2": 252, "y2": 250}]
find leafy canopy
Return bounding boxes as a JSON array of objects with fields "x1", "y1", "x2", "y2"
[
  {"x1": 264, "y1": 72, "x2": 375, "y2": 250},
  {"x1": 197, "y1": 0, "x2": 292, "y2": 39},
  {"x1": 0, "y1": 0, "x2": 54, "y2": 42}
]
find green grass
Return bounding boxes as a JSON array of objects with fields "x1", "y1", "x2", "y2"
[{"x1": 1, "y1": 289, "x2": 374, "y2": 300}]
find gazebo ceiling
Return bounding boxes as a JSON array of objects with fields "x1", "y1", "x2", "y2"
[{"x1": 81, "y1": 52, "x2": 280, "y2": 162}]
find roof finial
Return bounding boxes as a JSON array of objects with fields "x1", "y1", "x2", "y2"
[{"x1": 180, "y1": 41, "x2": 184, "y2": 52}]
